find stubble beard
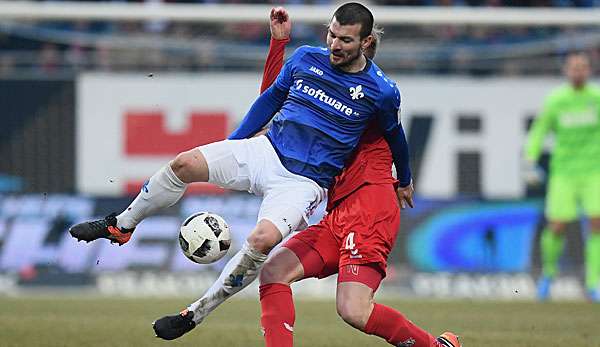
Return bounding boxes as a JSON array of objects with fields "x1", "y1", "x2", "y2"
[{"x1": 330, "y1": 49, "x2": 362, "y2": 70}]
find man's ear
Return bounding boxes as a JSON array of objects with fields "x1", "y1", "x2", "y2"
[{"x1": 361, "y1": 35, "x2": 374, "y2": 52}]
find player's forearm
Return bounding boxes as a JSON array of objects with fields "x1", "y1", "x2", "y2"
[
  {"x1": 525, "y1": 119, "x2": 550, "y2": 162},
  {"x1": 260, "y1": 37, "x2": 290, "y2": 94},
  {"x1": 228, "y1": 85, "x2": 287, "y2": 140},
  {"x1": 383, "y1": 124, "x2": 412, "y2": 187}
]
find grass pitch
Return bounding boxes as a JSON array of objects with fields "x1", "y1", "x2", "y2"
[{"x1": 1, "y1": 297, "x2": 598, "y2": 346}]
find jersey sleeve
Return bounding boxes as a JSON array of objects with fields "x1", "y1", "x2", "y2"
[
  {"x1": 525, "y1": 93, "x2": 558, "y2": 162},
  {"x1": 227, "y1": 85, "x2": 287, "y2": 140},
  {"x1": 260, "y1": 37, "x2": 289, "y2": 94},
  {"x1": 376, "y1": 85, "x2": 412, "y2": 187}
]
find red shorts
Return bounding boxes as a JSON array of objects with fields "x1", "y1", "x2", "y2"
[{"x1": 283, "y1": 183, "x2": 400, "y2": 289}]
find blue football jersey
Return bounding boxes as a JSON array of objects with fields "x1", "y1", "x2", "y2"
[{"x1": 265, "y1": 45, "x2": 401, "y2": 188}]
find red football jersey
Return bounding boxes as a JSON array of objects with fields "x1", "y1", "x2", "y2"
[
  {"x1": 261, "y1": 38, "x2": 397, "y2": 211},
  {"x1": 327, "y1": 122, "x2": 396, "y2": 209}
]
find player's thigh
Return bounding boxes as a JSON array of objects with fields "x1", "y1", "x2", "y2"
[
  {"x1": 282, "y1": 218, "x2": 340, "y2": 279},
  {"x1": 546, "y1": 174, "x2": 578, "y2": 222},
  {"x1": 334, "y1": 184, "x2": 400, "y2": 277},
  {"x1": 580, "y1": 173, "x2": 600, "y2": 219},
  {"x1": 254, "y1": 136, "x2": 326, "y2": 237},
  {"x1": 258, "y1": 181, "x2": 325, "y2": 238},
  {"x1": 197, "y1": 139, "x2": 254, "y2": 191}
]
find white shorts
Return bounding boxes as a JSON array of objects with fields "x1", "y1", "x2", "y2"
[{"x1": 198, "y1": 136, "x2": 326, "y2": 237}]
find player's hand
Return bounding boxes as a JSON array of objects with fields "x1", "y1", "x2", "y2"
[
  {"x1": 522, "y1": 158, "x2": 545, "y2": 186},
  {"x1": 269, "y1": 7, "x2": 291, "y2": 40},
  {"x1": 396, "y1": 180, "x2": 414, "y2": 209}
]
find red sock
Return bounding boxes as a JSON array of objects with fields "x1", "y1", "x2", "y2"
[
  {"x1": 364, "y1": 303, "x2": 440, "y2": 347},
  {"x1": 259, "y1": 283, "x2": 295, "y2": 347}
]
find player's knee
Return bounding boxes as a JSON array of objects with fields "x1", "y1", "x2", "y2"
[
  {"x1": 247, "y1": 224, "x2": 282, "y2": 254},
  {"x1": 336, "y1": 299, "x2": 370, "y2": 330},
  {"x1": 171, "y1": 149, "x2": 208, "y2": 183},
  {"x1": 548, "y1": 221, "x2": 567, "y2": 234}
]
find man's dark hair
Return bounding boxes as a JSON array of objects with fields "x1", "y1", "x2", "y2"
[{"x1": 332, "y1": 2, "x2": 374, "y2": 39}]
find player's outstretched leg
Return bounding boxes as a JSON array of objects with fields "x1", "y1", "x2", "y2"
[
  {"x1": 153, "y1": 220, "x2": 279, "y2": 340},
  {"x1": 153, "y1": 309, "x2": 196, "y2": 340},
  {"x1": 70, "y1": 149, "x2": 205, "y2": 245}
]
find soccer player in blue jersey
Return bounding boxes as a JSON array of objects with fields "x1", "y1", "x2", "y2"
[{"x1": 69, "y1": 2, "x2": 413, "y2": 338}]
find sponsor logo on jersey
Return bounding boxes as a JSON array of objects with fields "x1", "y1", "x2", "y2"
[
  {"x1": 309, "y1": 66, "x2": 323, "y2": 76},
  {"x1": 559, "y1": 109, "x2": 599, "y2": 127},
  {"x1": 294, "y1": 79, "x2": 356, "y2": 116}
]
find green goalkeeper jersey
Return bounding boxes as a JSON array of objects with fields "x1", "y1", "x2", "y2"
[{"x1": 526, "y1": 83, "x2": 600, "y2": 176}]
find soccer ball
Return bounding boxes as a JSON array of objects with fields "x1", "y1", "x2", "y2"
[{"x1": 178, "y1": 212, "x2": 232, "y2": 264}]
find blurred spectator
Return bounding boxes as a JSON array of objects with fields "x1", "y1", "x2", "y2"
[
  {"x1": 1, "y1": 0, "x2": 599, "y2": 76},
  {"x1": 38, "y1": 43, "x2": 60, "y2": 74}
]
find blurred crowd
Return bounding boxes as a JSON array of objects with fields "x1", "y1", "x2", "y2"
[
  {"x1": 1, "y1": 1, "x2": 600, "y2": 77},
  {"x1": 29, "y1": 0, "x2": 600, "y2": 7}
]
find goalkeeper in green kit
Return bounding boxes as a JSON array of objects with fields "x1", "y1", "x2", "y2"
[{"x1": 525, "y1": 52, "x2": 600, "y2": 302}]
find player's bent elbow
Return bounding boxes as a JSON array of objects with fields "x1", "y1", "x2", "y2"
[{"x1": 336, "y1": 300, "x2": 370, "y2": 330}]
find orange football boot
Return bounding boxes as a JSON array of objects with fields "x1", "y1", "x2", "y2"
[
  {"x1": 69, "y1": 213, "x2": 134, "y2": 246},
  {"x1": 437, "y1": 331, "x2": 462, "y2": 347}
]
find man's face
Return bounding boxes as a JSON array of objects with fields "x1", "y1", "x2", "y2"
[
  {"x1": 326, "y1": 18, "x2": 364, "y2": 68},
  {"x1": 565, "y1": 54, "x2": 591, "y2": 88}
]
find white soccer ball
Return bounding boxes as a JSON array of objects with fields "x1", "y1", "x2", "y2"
[{"x1": 178, "y1": 212, "x2": 232, "y2": 264}]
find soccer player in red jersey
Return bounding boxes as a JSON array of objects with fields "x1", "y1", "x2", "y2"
[{"x1": 258, "y1": 7, "x2": 461, "y2": 347}]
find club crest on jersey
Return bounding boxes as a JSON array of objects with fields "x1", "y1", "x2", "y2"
[{"x1": 349, "y1": 85, "x2": 364, "y2": 100}]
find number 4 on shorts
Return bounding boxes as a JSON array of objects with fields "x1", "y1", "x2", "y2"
[{"x1": 345, "y1": 232, "x2": 356, "y2": 250}]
